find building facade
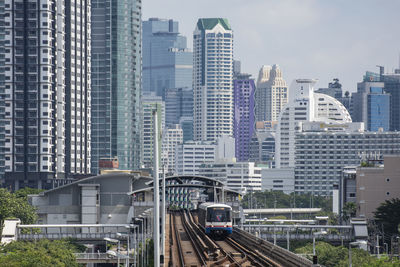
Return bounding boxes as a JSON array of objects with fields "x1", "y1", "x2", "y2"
[
  {"x1": 141, "y1": 93, "x2": 164, "y2": 169},
  {"x1": 162, "y1": 124, "x2": 183, "y2": 174},
  {"x1": 91, "y1": 0, "x2": 142, "y2": 174},
  {"x1": 249, "y1": 121, "x2": 276, "y2": 167},
  {"x1": 352, "y1": 72, "x2": 390, "y2": 131},
  {"x1": 142, "y1": 18, "x2": 192, "y2": 99},
  {"x1": 261, "y1": 168, "x2": 295, "y2": 194},
  {"x1": 165, "y1": 86, "x2": 193, "y2": 127},
  {"x1": 341, "y1": 155, "x2": 400, "y2": 219},
  {"x1": 276, "y1": 79, "x2": 352, "y2": 168},
  {"x1": 193, "y1": 18, "x2": 233, "y2": 141},
  {"x1": 199, "y1": 161, "x2": 262, "y2": 193},
  {"x1": 2, "y1": 0, "x2": 91, "y2": 189},
  {"x1": 255, "y1": 65, "x2": 288, "y2": 122},
  {"x1": 233, "y1": 74, "x2": 255, "y2": 161},
  {"x1": 295, "y1": 124, "x2": 400, "y2": 196},
  {"x1": 174, "y1": 141, "x2": 216, "y2": 175}
]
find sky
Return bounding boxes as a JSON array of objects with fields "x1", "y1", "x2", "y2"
[{"x1": 143, "y1": 0, "x2": 400, "y2": 92}]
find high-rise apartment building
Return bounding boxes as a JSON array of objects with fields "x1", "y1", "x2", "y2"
[
  {"x1": 255, "y1": 65, "x2": 288, "y2": 121},
  {"x1": 91, "y1": 0, "x2": 142, "y2": 174},
  {"x1": 141, "y1": 93, "x2": 164, "y2": 169},
  {"x1": 0, "y1": 1, "x2": 5, "y2": 183},
  {"x1": 161, "y1": 124, "x2": 183, "y2": 174},
  {"x1": 193, "y1": 18, "x2": 233, "y2": 141},
  {"x1": 175, "y1": 141, "x2": 216, "y2": 176},
  {"x1": 142, "y1": 18, "x2": 192, "y2": 98},
  {"x1": 352, "y1": 72, "x2": 390, "y2": 131},
  {"x1": 2, "y1": 0, "x2": 91, "y2": 190},
  {"x1": 276, "y1": 79, "x2": 351, "y2": 168},
  {"x1": 233, "y1": 73, "x2": 255, "y2": 161}
]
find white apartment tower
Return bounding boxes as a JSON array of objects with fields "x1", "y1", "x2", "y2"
[
  {"x1": 193, "y1": 18, "x2": 233, "y2": 141},
  {"x1": 162, "y1": 125, "x2": 183, "y2": 174},
  {"x1": 2, "y1": 0, "x2": 91, "y2": 189},
  {"x1": 276, "y1": 79, "x2": 351, "y2": 168},
  {"x1": 255, "y1": 64, "x2": 288, "y2": 121}
]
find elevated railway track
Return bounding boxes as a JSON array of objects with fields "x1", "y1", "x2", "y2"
[{"x1": 167, "y1": 211, "x2": 313, "y2": 267}]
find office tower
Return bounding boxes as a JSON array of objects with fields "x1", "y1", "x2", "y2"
[
  {"x1": 315, "y1": 78, "x2": 343, "y2": 100},
  {"x1": 142, "y1": 18, "x2": 192, "y2": 98},
  {"x1": 161, "y1": 124, "x2": 183, "y2": 174},
  {"x1": 255, "y1": 64, "x2": 288, "y2": 121},
  {"x1": 295, "y1": 121, "x2": 400, "y2": 196},
  {"x1": 2, "y1": 0, "x2": 91, "y2": 190},
  {"x1": 165, "y1": 87, "x2": 193, "y2": 126},
  {"x1": 352, "y1": 72, "x2": 390, "y2": 131},
  {"x1": 193, "y1": 18, "x2": 234, "y2": 141},
  {"x1": 377, "y1": 66, "x2": 400, "y2": 131},
  {"x1": 233, "y1": 73, "x2": 255, "y2": 161},
  {"x1": 233, "y1": 60, "x2": 241, "y2": 77},
  {"x1": 179, "y1": 117, "x2": 193, "y2": 142},
  {"x1": 91, "y1": 0, "x2": 142, "y2": 174},
  {"x1": 249, "y1": 121, "x2": 276, "y2": 167},
  {"x1": 141, "y1": 93, "x2": 164, "y2": 169},
  {"x1": 276, "y1": 79, "x2": 351, "y2": 168}
]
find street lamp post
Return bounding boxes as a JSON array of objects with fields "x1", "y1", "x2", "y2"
[
  {"x1": 349, "y1": 240, "x2": 368, "y2": 267},
  {"x1": 104, "y1": 237, "x2": 120, "y2": 266},
  {"x1": 313, "y1": 231, "x2": 328, "y2": 257}
]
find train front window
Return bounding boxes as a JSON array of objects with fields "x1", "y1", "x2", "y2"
[{"x1": 207, "y1": 208, "x2": 231, "y2": 222}]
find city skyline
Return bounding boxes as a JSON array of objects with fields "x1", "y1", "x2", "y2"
[{"x1": 143, "y1": 0, "x2": 400, "y2": 92}]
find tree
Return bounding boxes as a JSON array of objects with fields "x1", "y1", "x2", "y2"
[
  {"x1": 0, "y1": 188, "x2": 38, "y2": 226},
  {"x1": 342, "y1": 202, "x2": 357, "y2": 222},
  {"x1": 14, "y1": 188, "x2": 44, "y2": 201},
  {"x1": 0, "y1": 239, "x2": 83, "y2": 267},
  {"x1": 374, "y1": 198, "x2": 400, "y2": 238}
]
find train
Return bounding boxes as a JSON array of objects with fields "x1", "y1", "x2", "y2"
[{"x1": 198, "y1": 202, "x2": 232, "y2": 236}]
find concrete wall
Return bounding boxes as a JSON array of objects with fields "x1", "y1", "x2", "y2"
[{"x1": 356, "y1": 155, "x2": 400, "y2": 218}]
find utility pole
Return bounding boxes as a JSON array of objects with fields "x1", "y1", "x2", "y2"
[
  {"x1": 161, "y1": 164, "x2": 166, "y2": 264},
  {"x1": 153, "y1": 110, "x2": 160, "y2": 267}
]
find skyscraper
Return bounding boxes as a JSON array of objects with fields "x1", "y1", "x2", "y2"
[
  {"x1": 142, "y1": 18, "x2": 192, "y2": 99},
  {"x1": 0, "y1": 1, "x2": 5, "y2": 183},
  {"x1": 2, "y1": 0, "x2": 91, "y2": 189},
  {"x1": 91, "y1": 0, "x2": 142, "y2": 174},
  {"x1": 233, "y1": 73, "x2": 255, "y2": 161},
  {"x1": 352, "y1": 72, "x2": 390, "y2": 131},
  {"x1": 193, "y1": 18, "x2": 233, "y2": 141},
  {"x1": 165, "y1": 87, "x2": 193, "y2": 126},
  {"x1": 255, "y1": 65, "x2": 288, "y2": 122}
]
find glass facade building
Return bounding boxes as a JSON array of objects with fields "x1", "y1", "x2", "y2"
[
  {"x1": 165, "y1": 87, "x2": 193, "y2": 133},
  {"x1": 142, "y1": 18, "x2": 192, "y2": 99},
  {"x1": 233, "y1": 74, "x2": 255, "y2": 161},
  {"x1": 367, "y1": 87, "x2": 390, "y2": 131},
  {"x1": 91, "y1": 0, "x2": 142, "y2": 174}
]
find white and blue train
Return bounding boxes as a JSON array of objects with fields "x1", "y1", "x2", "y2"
[{"x1": 198, "y1": 202, "x2": 232, "y2": 236}]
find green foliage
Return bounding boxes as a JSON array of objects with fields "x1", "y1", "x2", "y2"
[
  {"x1": 0, "y1": 188, "x2": 38, "y2": 226},
  {"x1": 374, "y1": 198, "x2": 400, "y2": 238},
  {"x1": 295, "y1": 241, "x2": 400, "y2": 267},
  {"x1": 241, "y1": 190, "x2": 332, "y2": 212},
  {"x1": 14, "y1": 188, "x2": 45, "y2": 201},
  {"x1": 0, "y1": 239, "x2": 82, "y2": 267},
  {"x1": 342, "y1": 202, "x2": 357, "y2": 222}
]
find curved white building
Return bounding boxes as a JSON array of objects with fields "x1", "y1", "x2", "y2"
[{"x1": 276, "y1": 79, "x2": 351, "y2": 168}]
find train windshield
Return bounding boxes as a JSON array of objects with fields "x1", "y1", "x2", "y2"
[{"x1": 207, "y1": 207, "x2": 231, "y2": 222}]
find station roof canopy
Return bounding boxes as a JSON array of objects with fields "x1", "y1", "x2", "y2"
[{"x1": 128, "y1": 175, "x2": 240, "y2": 196}]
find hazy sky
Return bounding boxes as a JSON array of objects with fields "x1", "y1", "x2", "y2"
[{"x1": 143, "y1": 0, "x2": 400, "y2": 92}]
